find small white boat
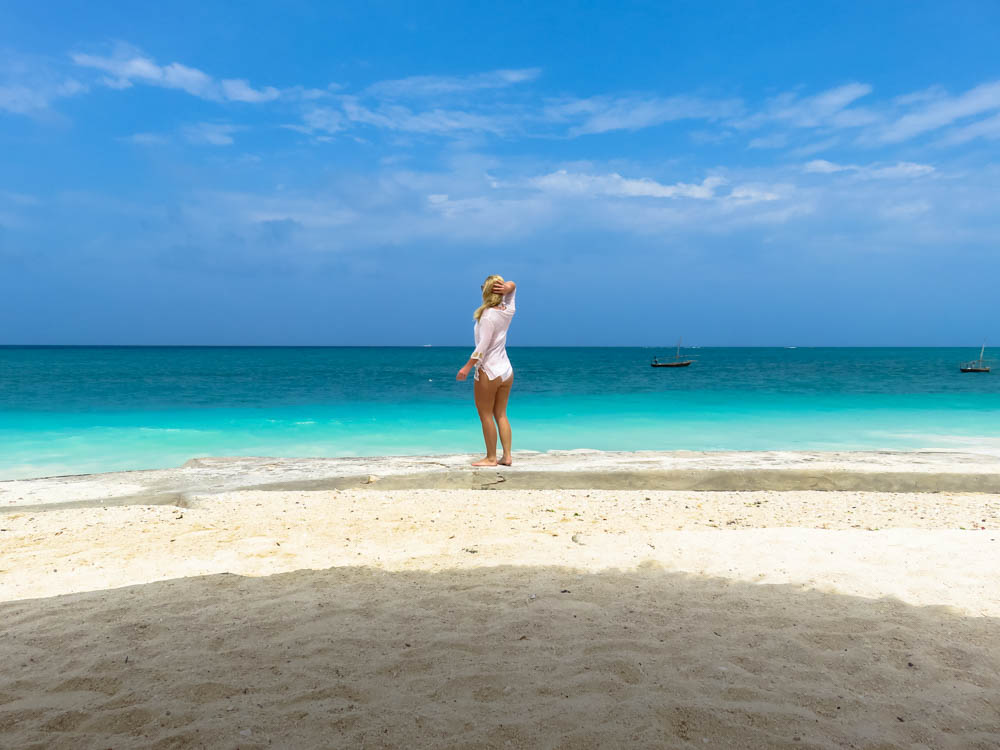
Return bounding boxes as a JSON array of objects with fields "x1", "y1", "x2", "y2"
[
  {"x1": 960, "y1": 343, "x2": 990, "y2": 373},
  {"x1": 652, "y1": 338, "x2": 693, "y2": 368}
]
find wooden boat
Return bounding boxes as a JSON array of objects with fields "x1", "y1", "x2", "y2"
[
  {"x1": 960, "y1": 343, "x2": 990, "y2": 373},
  {"x1": 652, "y1": 338, "x2": 693, "y2": 368}
]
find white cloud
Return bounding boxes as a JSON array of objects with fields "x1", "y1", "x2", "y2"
[
  {"x1": 290, "y1": 107, "x2": 346, "y2": 135},
  {"x1": 183, "y1": 123, "x2": 241, "y2": 146},
  {"x1": 803, "y1": 159, "x2": 849, "y2": 174},
  {"x1": 801, "y1": 83, "x2": 875, "y2": 122},
  {"x1": 788, "y1": 137, "x2": 840, "y2": 157},
  {"x1": 526, "y1": 170, "x2": 792, "y2": 209},
  {"x1": 804, "y1": 160, "x2": 935, "y2": 179},
  {"x1": 531, "y1": 170, "x2": 725, "y2": 199},
  {"x1": 72, "y1": 47, "x2": 279, "y2": 103},
  {"x1": 877, "y1": 80, "x2": 1000, "y2": 143},
  {"x1": 936, "y1": 111, "x2": 1000, "y2": 146},
  {"x1": 41, "y1": 154, "x2": 996, "y2": 272},
  {"x1": 0, "y1": 86, "x2": 35, "y2": 112},
  {"x1": 723, "y1": 78, "x2": 1000, "y2": 152},
  {"x1": 100, "y1": 76, "x2": 134, "y2": 90},
  {"x1": 0, "y1": 51, "x2": 87, "y2": 115},
  {"x1": 727, "y1": 185, "x2": 782, "y2": 202},
  {"x1": 289, "y1": 74, "x2": 523, "y2": 136},
  {"x1": 892, "y1": 86, "x2": 946, "y2": 108},
  {"x1": 340, "y1": 98, "x2": 507, "y2": 135},
  {"x1": 738, "y1": 82, "x2": 876, "y2": 130},
  {"x1": 880, "y1": 200, "x2": 932, "y2": 219},
  {"x1": 867, "y1": 162, "x2": 936, "y2": 179},
  {"x1": 548, "y1": 95, "x2": 741, "y2": 136},
  {"x1": 161, "y1": 62, "x2": 215, "y2": 98},
  {"x1": 748, "y1": 133, "x2": 788, "y2": 149},
  {"x1": 366, "y1": 68, "x2": 541, "y2": 98},
  {"x1": 10, "y1": 38, "x2": 999, "y2": 166},
  {"x1": 221, "y1": 78, "x2": 280, "y2": 103}
]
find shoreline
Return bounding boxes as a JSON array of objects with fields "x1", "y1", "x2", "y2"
[{"x1": 5, "y1": 449, "x2": 1000, "y2": 511}]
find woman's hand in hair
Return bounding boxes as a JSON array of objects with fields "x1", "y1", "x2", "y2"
[{"x1": 492, "y1": 280, "x2": 515, "y2": 296}]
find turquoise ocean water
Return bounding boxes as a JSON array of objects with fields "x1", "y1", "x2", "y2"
[{"x1": 2, "y1": 346, "x2": 999, "y2": 480}]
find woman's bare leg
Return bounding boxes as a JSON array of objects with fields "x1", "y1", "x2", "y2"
[
  {"x1": 472, "y1": 374, "x2": 502, "y2": 465},
  {"x1": 493, "y1": 376, "x2": 513, "y2": 465}
]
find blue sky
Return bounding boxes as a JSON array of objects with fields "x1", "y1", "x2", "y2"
[{"x1": 2, "y1": 0, "x2": 999, "y2": 346}]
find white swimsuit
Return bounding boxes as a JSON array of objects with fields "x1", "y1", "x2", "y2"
[{"x1": 472, "y1": 289, "x2": 516, "y2": 382}]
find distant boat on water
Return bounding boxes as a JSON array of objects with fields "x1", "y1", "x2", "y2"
[
  {"x1": 960, "y1": 343, "x2": 990, "y2": 373},
  {"x1": 652, "y1": 338, "x2": 693, "y2": 368}
]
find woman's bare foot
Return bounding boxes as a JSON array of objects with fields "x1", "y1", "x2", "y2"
[
  {"x1": 471, "y1": 457, "x2": 498, "y2": 466},
  {"x1": 499, "y1": 456, "x2": 512, "y2": 466}
]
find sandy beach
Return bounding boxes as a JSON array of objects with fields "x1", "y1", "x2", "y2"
[{"x1": 2, "y1": 452, "x2": 999, "y2": 748}]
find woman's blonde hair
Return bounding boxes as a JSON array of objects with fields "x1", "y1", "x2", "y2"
[{"x1": 473, "y1": 274, "x2": 505, "y2": 321}]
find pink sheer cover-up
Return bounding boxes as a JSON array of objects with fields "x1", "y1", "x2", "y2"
[{"x1": 471, "y1": 288, "x2": 516, "y2": 382}]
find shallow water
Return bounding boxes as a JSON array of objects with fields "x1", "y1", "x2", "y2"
[{"x1": 1, "y1": 346, "x2": 998, "y2": 479}]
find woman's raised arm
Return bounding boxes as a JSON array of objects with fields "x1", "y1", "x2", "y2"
[{"x1": 492, "y1": 280, "x2": 515, "y2": 296}]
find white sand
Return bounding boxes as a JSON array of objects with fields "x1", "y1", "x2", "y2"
[{"x1": 2, "y1": 482, "x2": 1000, "y2": 749}]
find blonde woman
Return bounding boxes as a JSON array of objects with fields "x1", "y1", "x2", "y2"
[{"x1": 456, "y1": 275, "x2": 517, "y2": 466}]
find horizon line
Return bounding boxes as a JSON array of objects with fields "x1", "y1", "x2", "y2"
[{"x1": 0, "y1": 344, "x2": 990, "y2": 350}]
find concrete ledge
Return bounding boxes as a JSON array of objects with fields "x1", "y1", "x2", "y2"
[
  {"x1": 4, "y1": 450, "x2": 1000, "y2": 512},
  {"x1": 258, "y1": 468, "x2": 1000, "y2": 494}
]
